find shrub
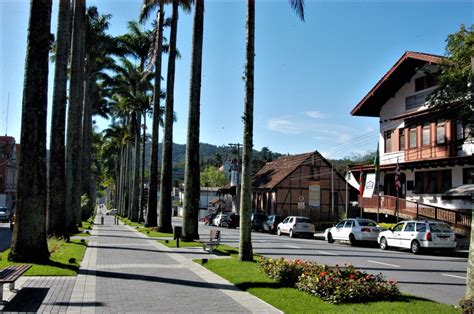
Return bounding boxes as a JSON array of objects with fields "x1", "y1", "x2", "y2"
[
  {"x1": 459, "y1": 296, "x2": 474, "y2": 314},
  {"x1": 259, "y1": 257, "x2": 326, "y2": 287},
  {"x1": 296, "y1": 264, "x2": 400, "y2": 304}
]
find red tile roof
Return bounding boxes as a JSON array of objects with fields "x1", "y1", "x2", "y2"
[{"x1": 350, "y1": 51, "x2": 445, "y2": 117}]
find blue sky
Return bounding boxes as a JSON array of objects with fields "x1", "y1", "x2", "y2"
[{"x1": 1, "y1": 0, "x2": 472, "y2": 158}]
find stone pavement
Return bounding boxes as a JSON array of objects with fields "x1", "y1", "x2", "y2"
[{"x1": 1, "y1": 215, "x2": 280, "y2": 313}]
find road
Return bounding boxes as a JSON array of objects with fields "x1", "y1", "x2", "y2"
[{"x1": 198, "y1": 222, "x2": 467, "y2": 306}]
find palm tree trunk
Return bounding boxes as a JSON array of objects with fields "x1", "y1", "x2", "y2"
[
  {"x1": 66, "y1": 0, "x2": 86, "y2": 232},
  {"x1": 81, "y1": 67, "x2": 93, "y2": 220},
  {"x1": 131, "y1": 112, "x2": 141, "y2": 222},
  {"x1": 183, "y1": 0, "x2": 204, "y2": 241},
  {"x1": 48, "y1": 0, "x2": 72, "y2": 237},
  {"x1": 146, "y1": 1, "x2": 164, "y2": 228},
  {"x1": 158, "y1": 0, "x2": 179, "y2": 233},
  {"x1": 239, "y1": 0, "x2": 254, "y2": 262},
  {"x1": 139, "y1": 111, "x2": 147, "y2": 222},
  {"x1": 119, "y1": 145, "x2": 126, "y2": 216},
  {"x1": 9, "y1": 0, "x2": 52, "y2": 263}
]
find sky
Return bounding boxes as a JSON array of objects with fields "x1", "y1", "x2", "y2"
[{"x1": 0, "y1": 0, "x2": 472, "y2": 159}]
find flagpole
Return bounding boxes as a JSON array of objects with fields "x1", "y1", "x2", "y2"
[
  {"x1": 375, "y1": 143, "x2": 380, "y2": 223},
  {"x1": 345, "y1": 166, "x2": 348, "y2": 218},
  {"x1": 395, "y1": 157, "x2": 400, "y2": 223}
]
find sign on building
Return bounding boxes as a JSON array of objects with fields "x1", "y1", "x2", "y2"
[
  {"x1": 308, "y1": 182, "x2": 320, "y2": 208},
  {"x1": 363, "y1": 173, "x2": 376, "y2": 198}
]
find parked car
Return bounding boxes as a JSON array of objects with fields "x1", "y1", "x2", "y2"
[
  {"x1": 224, "y1": 213, "x2": 240, "y2": 229},
  {"x1": 277, "y1": 216, "x2": 315, "y2": 238},
  {"x1": 378, "y1": 220, "x2": 457, "y2": 254},
  {"x1": 325, "y1": 218, "x2": 382, "y2": 245},
  {"x1": 0, "y1": 207, "x2": 9, "y2": 223},
  {"x1": 213, "y1": 213, "x2": 229, "y2": 227},
  {"x1": 204, "y1": 213, "x2": 217, "y2": 226},
  {"x1": 263, "y1": 215, "x2": 285, "y2": 234},
  {"x1": 105, "y1": 209, "x2": 117, "y2": 215},
  {"x1": 251, "y1": 213, "x2": 268, "y2": 231}
]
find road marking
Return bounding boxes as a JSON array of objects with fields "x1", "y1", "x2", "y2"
[
  {"x1": 284, "y1": 245, "x2": 301, "y2": 249},
  {"x1": 367, "y1": 260, "x2": 400, "y2": 268},
  {"x1": 442, "y1": 274, "x2": 466, "y2": 280},
  {"x1": 318, "y1": 251, "x2": 338, "y2": 256}
]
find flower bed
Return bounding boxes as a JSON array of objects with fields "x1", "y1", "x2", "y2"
[{"x1": 259, "y1": 257, "x2": 400, "y2": 304}]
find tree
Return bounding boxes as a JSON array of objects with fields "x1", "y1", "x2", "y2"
[
  {"x1": 47, "y1": 0, "x2": 72, "y2": 236},
  {"x1": 200, "y1": 166, "x2": 227, "y2": 188},
  {"x1": 182, "y1": 0, "x2": 205, "y2": 241},
  {"x1": 238, "y1": 0, "x2": 304, "y2": 262},
  {"x1": 428, "y1": 24, "x2": 474, "y2": 119},
  {"x1": 65, "y1": 0, "x2": 87, "y2": 232},
  {"x1": 158, "y1": 0, "x2": 191, "y2": 233},
  {"x1": 9, "y1": 0, "x2": 52, "y2": 262}
]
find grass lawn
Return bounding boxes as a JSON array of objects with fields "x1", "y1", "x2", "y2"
[
  {"x1": 0, "y1": 238, "x2": 87, "y2": 276},
  {"x1": 195, "y1": 249, "x2": 459, "y2": 314},
  {"x1": 158, "y1": 238, "x2": 203, "y2": 248}
]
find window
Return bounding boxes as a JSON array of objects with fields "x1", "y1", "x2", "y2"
[
  {"x1": 423, "y1": 123, "x2": 431, "y2": 146},
  {"x1": 405, "y1": 222, "x2": 415, "y2": 232},
  {"x1": 416, "y1": 223, "x2": 426, "y2": 232},
  {"x1": 384, "y1": 130, "x2": 392, "y2": 153},
  {"x1": 393, "y1": 223, "x2": 404, "y2": 232},
  {"x1": 463, "y1": 168, "x2": 474, "y2": 185},
  {"x1": 414, "y1": 170, "x2": 452, "y2": 194},
  {"x1": 344, "y1": 221, "x2": 354, "y2": 228},
  {"x1": 437, "y1": 121, "x2": 445, "y2": 144},
  {"x1": 336, "y1": 221, "x2": 345, "y2": 228},
  {"x1": 409, "y1": 128, "x2": 417, "y2": 148},
  {"x1": 415, "y1": 75, "x2": 437, "y2": 92},
  {"x1": 399, "y1": 129, "x2": 405, "y2": 150}
]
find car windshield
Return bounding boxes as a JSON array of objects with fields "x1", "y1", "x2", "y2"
[
  {"x1": 358, "y1": 220, "x2": 377, "y2": 227},
  {"x1": 429, "y1": 223, "x2": 452, "y2": 233},
  {"x1": 296, "y1": 218, "x2": 312, "y2": 224}
]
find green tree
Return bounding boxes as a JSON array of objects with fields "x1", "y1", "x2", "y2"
[
  {"x1": 66, "y1": 0, "x2": 87, "y2": 232},
  {"x1": 239, "y1": 0, "x2": 305, "y2": 262},
  {"x1": 182, "y1": 0, "x2": 205, "y2": 241},
  {"x1": 10, "y1": 0, "x2": 52, "y2": 262},
  {"x1": 428, "y1": 24, "x2": 474, "y2": 119},
  {"x1": 200, "y1": 166, "x2": 227, "y2": 188},
  {"x1": 47, "y1": 0, "x2": 72, "y2": 236}
]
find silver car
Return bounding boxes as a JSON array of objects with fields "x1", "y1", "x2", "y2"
[
  {"x1": 325, "y1": 218, "x2": 382, "y2": 245},
  {"x1": 378, "y1": 220, "x2": 457, "y2": 254},
  {"x1": 0, "y1": 207, "x2": 9, "y2": 223}
]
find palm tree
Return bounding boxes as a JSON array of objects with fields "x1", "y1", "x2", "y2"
[
  {"x1": 182, "y1": 0, "x2": 204, "y2": 241},
  {"x1": 9, "y1": 0, "x2": 52, "y2": 262},
  {"x1": 66, "y1": 0, "x2": 87, "y2": 232},
  {"x1": 47, "y1": 0, "x2": 72, "y2": 237},
  {"x1": 238, "y1": 0, "x2": 304, "y2": 262}
]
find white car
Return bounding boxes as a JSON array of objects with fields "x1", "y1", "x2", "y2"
[
  {"x1": 277, "y1": 216, "x2": 315, "y2": 238},
  {"x1": 325, "y1": 218, "x2": 382, "y2": 245},
  {"x1": 378, "y1": 220, "x2": 457, "y2": 254},
  {"x1": 213, "y1": 214, "x2": 229, "y2": 227}
]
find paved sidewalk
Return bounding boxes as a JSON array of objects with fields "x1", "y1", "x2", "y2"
[{"x1": 2, "y1": 215, "x2": 280, "y2": 313}]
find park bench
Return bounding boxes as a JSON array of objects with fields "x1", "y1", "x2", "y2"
[
  {"x1": 196, "y1": 229, "x2": 221, "y2": 253},
  {"x1": 0, "y1": 264, "x2": 31, "y2": 302}
]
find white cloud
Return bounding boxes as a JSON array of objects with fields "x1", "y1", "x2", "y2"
[
  {"x1": 266, "y1": 117, "x2": 302, "y2": 135},
  {"x1": 304, "y1": 111, "x2": 329, "y2": 119}
]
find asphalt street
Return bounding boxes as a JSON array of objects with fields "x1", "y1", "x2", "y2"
[{"x1": 197, "y1": 222, "x2": 468, "y2": 306}]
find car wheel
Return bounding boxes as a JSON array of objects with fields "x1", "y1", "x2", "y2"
[
  {"x1": 327, "y1": 232, "x2": 334, "y2": 243},
  {"x1": 289, "y1": 229, "x2": 295, "y2": 238},
  {"x1": 379, "y1": 237, "x2": 388, "y2": 250},
  {"x1": 349, "y1": 234, "x2": 357, "y2": 246},
  {"x1": 411, "y1": 240, "x2": 421, "y2": 254},
  {"x1": 277, "y1": 228, "x2": 282, "y2": 236}
]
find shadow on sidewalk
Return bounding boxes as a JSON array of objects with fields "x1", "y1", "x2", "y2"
[{"x1": 2, "y1": 287, "x2": 49, "y2": 312}]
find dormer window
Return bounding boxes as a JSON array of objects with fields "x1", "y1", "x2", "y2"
[{"x1": 415, "y1": 75, "x2": 437, "y2": 92}]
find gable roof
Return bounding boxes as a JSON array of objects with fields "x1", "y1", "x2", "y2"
[
  {"x1": 252, "y1": 152, "x2": 315, "y2": 189},
  {"x1": 350, "y1": 51, "x2": 445, "y2": 117}
]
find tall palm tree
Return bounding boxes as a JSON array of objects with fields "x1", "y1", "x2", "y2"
[
  {"x1": 9, "y1": 0, "x2": 52, "y2": 262},
  {"x1": 182, "y1": 0, "x2": 204, "y2": 241},
  {"x1": 238, "y1": 0, "x2": 304, "y2": 262},
  {"x1": 158, "y1": 0, "x2": 191, "y2": 233},
  {"x1": 47, "y1": 0, "x2": 72, "y2": 237},
  {"x1": 66, "y1": 0, "x2": 87, "y2": 232}
]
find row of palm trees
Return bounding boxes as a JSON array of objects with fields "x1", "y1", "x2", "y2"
[{"x1": 10, "y1": 0, "x2": 305, "y2": 264}]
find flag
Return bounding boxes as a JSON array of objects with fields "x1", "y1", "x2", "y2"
[
  {"x1": 395, "y1": 158, "x2": 401, "y2": 190},
  {"x1": 373, "y1": 143, "x2": 379, "y2": 174},
  {"x1": 359, "y1": 165, "x2": 364, "y2": 198}
]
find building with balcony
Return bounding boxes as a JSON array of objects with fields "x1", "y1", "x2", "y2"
[
  {"x1": 0, "y1": 136, "x2": 18, "y2": 211},
  {"x1": 350, "y1": 51, "x2": 473, "y2": 232}
]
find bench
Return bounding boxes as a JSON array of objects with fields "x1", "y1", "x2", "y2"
[
  {"x1": 196, "y1": 229, "x2": 221, "y2": 253},
  {"x1": 0, "y1": 264, "x2": 31, "y2": 301}
]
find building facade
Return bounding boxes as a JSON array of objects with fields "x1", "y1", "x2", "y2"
[
  {"x1": 351, "y1": 51, "x2": 473, "y2": 212},
  {"x1": 0, "y1": 136, "x2": 18, "y2": 211}
]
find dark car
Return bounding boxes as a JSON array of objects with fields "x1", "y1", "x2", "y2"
[
  {"x1": 263, "y1": 215, "x2": 285, "y2": 234},
  {"x1": 251, "y1": 213, "x2": 268, "y2": 231},
  {"x1": 0, "y1": 207, "x2": 9, "y2": 223},
  {"x1": 204, "y1": 213, "x2": 217, "y2": 226},
  {"x1": 224, "y1": 213, "x2": 240, "y2": 229}
]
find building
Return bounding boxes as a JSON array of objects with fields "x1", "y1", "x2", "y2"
[
  {"x1": 350, "y1": 51, "x2": 473, "y2": 231},
  {"x1": 252, "y1": 151, "x2": 351, "y2": 224},
  {"x1": 0, "y1": 136, "x2": 18, "y2": 211}
]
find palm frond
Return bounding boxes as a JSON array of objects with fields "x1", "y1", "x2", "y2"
[{"x1": 289, "y1": 0, "x2": 305, "y2": 21}]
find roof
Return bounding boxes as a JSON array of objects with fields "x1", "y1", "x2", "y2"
[
  {"x1": 350, "y1": 51, "x2": 445, "y2": 117},
  {"x1": 252, "y1": 152, "x2": 314, "y2": 189}
]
